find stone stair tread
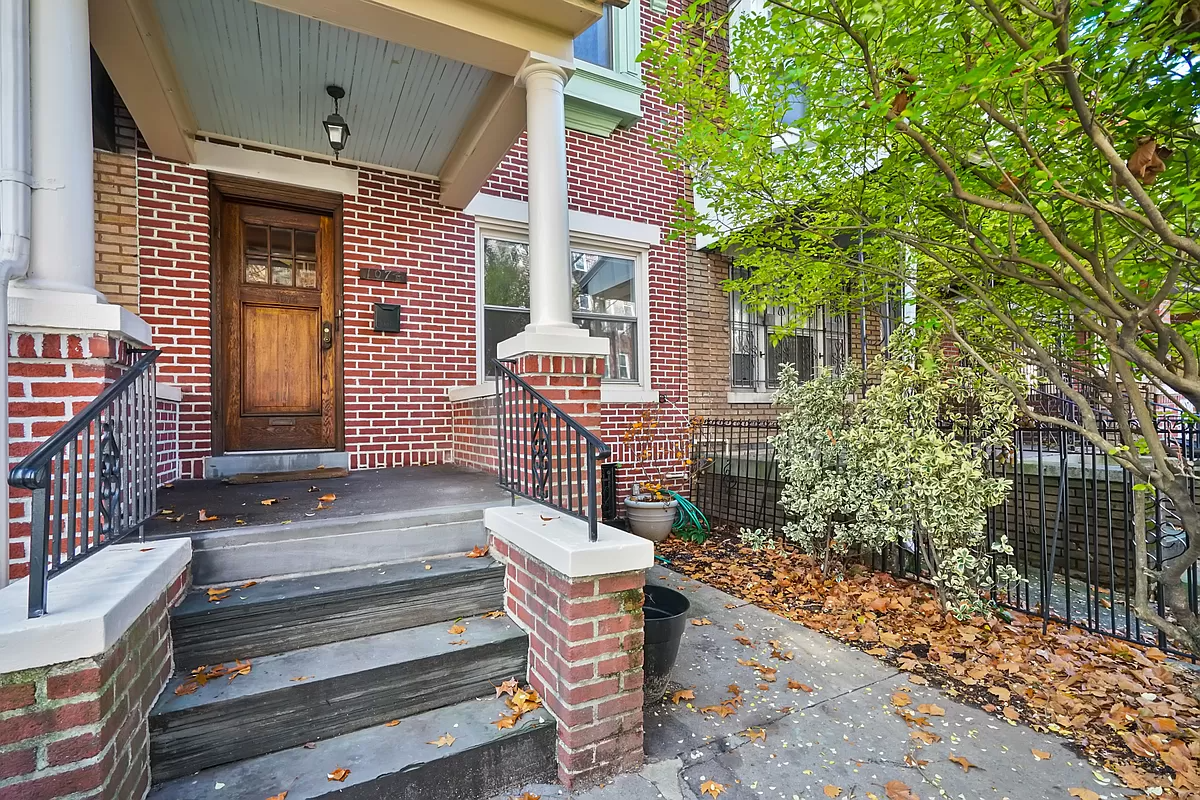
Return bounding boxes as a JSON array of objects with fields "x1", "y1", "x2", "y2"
[
  {"x1": 155, "y1": 614, "x2": 521, "y2": 714},
  {"x1": 149, "y1": 695, "x2": 555, "y2": 800},
  {"x1": 173, "y1": 554, "x2": 501, "y2": 616}
]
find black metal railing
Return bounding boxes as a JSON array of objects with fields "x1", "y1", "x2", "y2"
[
  {"x1": 9, "y1": 349, "x2": 161, "y2": 618},
  {"x1": 690, "y1": 415, "x2": 1200, "y2": 658},
  {"x1": 493, "y1": 359, "x2": 610, "y2": 541}
]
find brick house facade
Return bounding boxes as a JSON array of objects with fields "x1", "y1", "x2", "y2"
[{"x1": 5, "y1": 0, "x2": 693, "y2": 582}]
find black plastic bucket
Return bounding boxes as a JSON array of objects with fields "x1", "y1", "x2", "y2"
[{"x1": 642, "y1": 584, "x2": 690, "y2": 705}]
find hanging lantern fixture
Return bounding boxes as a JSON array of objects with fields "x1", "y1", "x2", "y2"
[{"x1": 322, "y1": 85, "x2": 350, "y2": 158}]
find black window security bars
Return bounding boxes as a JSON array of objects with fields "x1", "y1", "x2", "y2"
[
  {"x1": 8, "y1": 349, "x2": 161, "y2": 618},
  {"x1": 690, "y1": 415, "x2": 1199, "y2": 659},
  {"x1": 729, "y1": 270, "x2": 849, "y2": 391},
  {"x1": 493, "y1": 359, "x2": 611, "y2": 541}
]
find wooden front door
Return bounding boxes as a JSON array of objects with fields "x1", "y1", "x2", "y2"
[{"x1": 217, "y1": 201, "x2": 337, "y2": 451}]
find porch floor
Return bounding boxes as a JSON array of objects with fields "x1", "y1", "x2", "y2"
[{"x1": 146, "y1": 464, "x2": 510, "y2": 536}]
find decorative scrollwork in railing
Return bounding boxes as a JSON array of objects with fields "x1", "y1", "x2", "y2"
[
  {"x1": 493, "y1": 359, "x2": 610, "y2": 542},
  {"x1": 8, "y1": 349, "x2": 161, "y2": 618}
]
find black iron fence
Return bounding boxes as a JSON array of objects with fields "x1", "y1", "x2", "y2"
[
  {"x1": 493, "y1": 359, "x2": 610, "y2": 541},
  {"x1": 9, "y1": 349, "x2": 161, "y2": 618},
  {"x1": 691, "y1": 417, "x2": 1200, "y2": 656}
]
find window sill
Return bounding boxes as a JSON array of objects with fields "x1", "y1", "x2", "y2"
[
  {"x1": 602, "y1": 385, "x2": 658, "y2": 404},
  {"x1": 448, "y1": 381, "x2": 657, "y2": 405},
  {"x1": 727, "y1": 391, "x2": 775, "y2": 405},
  {"x1": 447, "y1": 381, "x2": 497, "y2": 402}
]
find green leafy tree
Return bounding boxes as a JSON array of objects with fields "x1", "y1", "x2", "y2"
[{"x1": 644, "y1": 0, "x2": 1200, "y2": 650}]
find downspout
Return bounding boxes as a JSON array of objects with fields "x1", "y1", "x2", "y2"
[{"x1": 0, "y1": 0, "x2": 33, "y2": 589}]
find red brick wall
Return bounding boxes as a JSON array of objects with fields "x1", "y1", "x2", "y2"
[
  {"x1": 488, "y1": 534, "x2": 644, "y2": 788},
  {"x1": 131, "y1": 0, "x2": 689, "y2": 488},
  {"x1": 0, "y1": 566, "x2": 188, "y2": 799},
  {"x1": 135, "y1": 145, "x2": 211, "y2": 480},
  {"x1": 451, "y1": 395, "x2": 499, "y2": 474},
  {"x1": 342, "y1": 171, "x2": 477, "y2": 470}
]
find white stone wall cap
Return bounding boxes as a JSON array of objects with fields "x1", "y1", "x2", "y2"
[
  {"x1": 8, "y1": 289, "x2": 154, "y2": 346},
  {"x1": 156, "y1": 382, "x2": 183, "y2": 402},
  {"x1": 496, "y1": 330, "x2": 611, "y2": 360},
  {"x1": 485, "y1": 504, "x2": 653, "y2": 578},
  {"x1": 0, "y1": 538, "x2": 191, "y2": 672}
]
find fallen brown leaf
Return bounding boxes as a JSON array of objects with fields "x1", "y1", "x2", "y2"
[
  {"x1": 385, "y1": 720, "x2": 401, "y2": 727},
  {"x1": 884, "y1": 780, "x2": 919, "y2": 800},
  {"x1": 260, "y1": 498, "x2": 278, "y2": 506},
  {"x1": 671, "y1": 688, "x2": 695, "y2": 704},
  {"x1": 948, "y1": 754, "x2": 977, "y2": 773},
  {"x1": 1067, "y1": 790, "x2": 1100, "y2": 800},
  {"x1": 327, "y1": 767, "x2": 350, "y2": 782},
  {"x1": 691, "y1": 618, "x2": 712, "y2": 626},
  {"x1": 448, "y1": 624, "x2": 466, "y2": 635},
  {"x1": 824, "y1": 785, "x2": 843, "y2": 798},
  {"x1": 1031, "y1": 748, "x2": 1050, "y2": 761},
  {"x1": 198, "y1": 509, "x2": 218, "y2": 522},
  {"x1": 265, "y1": 793, "x2": 288, "y2": 800},
  {"x1": 916, "y1": 703, "x2": 944, "y2": 717},
  {"x1": 891, "y1": 692, "x2": 912, "y2": 708},
  {"x1": 496, "y1": 678, "x2": 519, "y2": 697},
  {"x1": 318, "y1": 493, "x2": 337, "y2": 502},
  {"x1": 700, "y1": 780, "x2": 725, "y2": 798},
  {"x1": 741, "y1": 727, "x2": 766, "y2": 742},
  {"x1": 428, "y1": 733, "x2": 455, "y2": 748},
  {"x1": 466, "y1": 544, "x2": 489, "y2": 558}
]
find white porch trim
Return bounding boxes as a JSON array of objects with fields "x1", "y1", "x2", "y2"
[
  {"x1": 485, "y1": 504, "x2": 652, "y2": 578},
  {"x1": 7, "y1": 290, "x2": 153, "y2": 346},
  {"x1": 193, "y1": 141, "x2": 361, "y2": 197}
]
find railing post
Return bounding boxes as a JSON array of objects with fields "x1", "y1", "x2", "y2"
[
  {"x1": 587, "y1": 447, "x2": 598, "y2": 543},
  {"x1": 28, "y1": 485, "x2": 49, "y2": 618}
]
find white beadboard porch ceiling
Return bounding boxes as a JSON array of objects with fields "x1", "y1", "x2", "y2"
[{"x1": 154, "y1": 0, "x2": 494, "y2": 175}]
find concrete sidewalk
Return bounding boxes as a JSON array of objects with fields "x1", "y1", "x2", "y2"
[{"x1": 497, "y1": 565, "x2": 1132, "y2": 800}]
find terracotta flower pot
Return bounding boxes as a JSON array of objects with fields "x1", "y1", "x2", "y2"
[{"x1": 624, "y1": 496, "x2": 678, "y2": 543}]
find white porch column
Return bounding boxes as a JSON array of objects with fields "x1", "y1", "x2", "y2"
[
  {"x1": 12, "y1": 0, "x2": 101, "y2": 302},
  {"x1": 497, "y1": 60, "x2": 605, "y2": 360},
  {"x1": 7, "y1": 0, "x2": 151, "y2": 344}
]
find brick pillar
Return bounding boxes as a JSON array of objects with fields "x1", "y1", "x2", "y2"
[
  {"x1": 0, "y1": 558, "x2": 189, "y2": 799},
  {"x1": 6, "y1": 332, "x2": 130, "y2": 582},
  {"x1": 488, "y1": 533, "x2": 645, "y2": 788},
  {"x1": 513, "y1": 353, "x2": 603, "y2": 430}
]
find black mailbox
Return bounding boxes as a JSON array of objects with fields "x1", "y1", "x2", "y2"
[{"x1": 372, "y1": 303, "x2": 402, "y2": 333}]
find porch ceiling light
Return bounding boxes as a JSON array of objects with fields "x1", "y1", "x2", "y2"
[{"x1": 322, "y1": 85, "x2": 350, "y2": 158}]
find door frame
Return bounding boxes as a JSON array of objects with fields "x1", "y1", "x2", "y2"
[{"x1": 208, "y1": 173, "x2": 345, "y2": 457}]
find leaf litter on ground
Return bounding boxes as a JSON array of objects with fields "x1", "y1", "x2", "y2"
[{"x1": 657, "y1": 533, "x2": 1200, "y2": 798}]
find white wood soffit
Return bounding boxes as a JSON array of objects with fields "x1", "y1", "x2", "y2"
[
  {"x1": 248, "y1": 0, "x2": 592, "y2": 76},
  {"x1": 155, "y1": 0, "x2": 493, "y2": 176},
  {"x1": 89, "y1": 0, "x2": 197, "y2": 163}
]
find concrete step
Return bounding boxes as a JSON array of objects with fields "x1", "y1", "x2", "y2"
[
  {"x1": 171, "y1": 556, "x2": 506, "y2": 669},
  {"x1": 149, "y1": 615, "x2": 528, "y2": 782},
  {"x1": 187, "y1": 502, "x2": 496, "y2": 584},
  {"x1": 148, "y1": 694, "x2": 556, "y2": 800}
]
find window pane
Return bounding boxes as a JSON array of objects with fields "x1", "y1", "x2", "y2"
[
  {"x1": 296, "y1": 261, "x2": 317, "y2": 289},
  {"x1": 295, "y1": 230, "x2": 316, "y2": 260},
  {"x1": 483, "y1": 308, "x2": 530, "y2": 376},
  {"x1": 245, "y1": 225, "x2": 268, "y2": 256},
  {"x1": 571, "y1": 251, "x2": 635, "y2": 317},
  {"x1": 270, "y1": 227, "x2": 293, "y2": 286},
  {"x1": 245, "y1": 258, "x2": 268, "y2": 284},
  {"x1": 767, "y1": 334, "x2": 815, "y2": 387},
  {"x1": 578, "y1": 317, "x2": 636, "y2": 381},
  {"x1": 574, "y1": 7, "x2": 612, "y2": 68},
  {"x1": 483, "y1": 239, "x2": 530, "y2": 308}
]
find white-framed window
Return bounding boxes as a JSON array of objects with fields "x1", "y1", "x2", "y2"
[
  {"x1": 729, "y1": 268, "x2": 848, "y2": 391},
  {"x1": 477, "y1": 222, "x2": 649, "y2": 386},
  {"x1": 574, "y1": 6, "x2": 614, "y2": 69}
]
